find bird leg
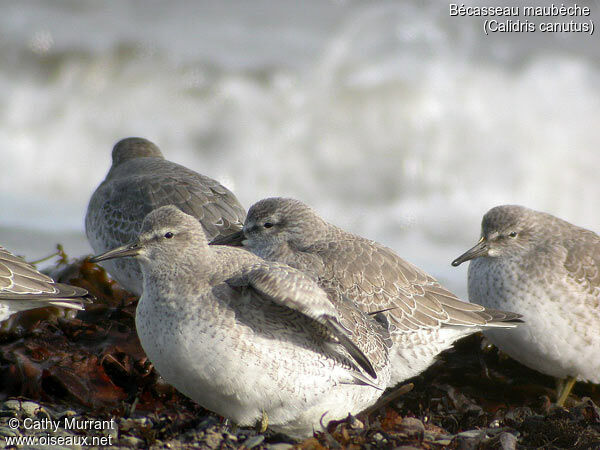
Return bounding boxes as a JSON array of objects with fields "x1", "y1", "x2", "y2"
[
  {"x1": 256, "y1": 409, "x2": 268, "y2": 433},
  {"x1": 556, "y1": 376, "x2": 577, "y2": 406}
]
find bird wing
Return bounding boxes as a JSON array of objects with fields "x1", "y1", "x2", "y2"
[
  {"x1": 225, "y1": 261, "x2": 385, "y2": 381},
  {"x1": 562, "y1": 230, "x2": 600, "y2": 311},
  {"x1": 307, "y1": 237, "x2": 520, "y2": 332},
  {"x1": 0, "y1": 246, "x2": 90, "y2": 306},
  {"x1": 86, "y1": 159, "x2": 246, "y2": 248}
]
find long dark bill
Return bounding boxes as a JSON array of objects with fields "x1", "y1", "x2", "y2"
[
  {"x1": 451, "y1": 237, "x2": 488, "y2": 267},
  {"x1": 209, "y1": 230, "x2": 245, "y2": 247},
  {"x1": 89, "y1": 243, "x2": 142, "y2": 263}
]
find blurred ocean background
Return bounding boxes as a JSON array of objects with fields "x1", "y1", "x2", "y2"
[{"x1": 1, "y1": 0, "x2": 599, "y2": 297}]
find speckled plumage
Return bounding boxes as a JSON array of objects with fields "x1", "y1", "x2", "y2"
[
  {"x1": 85, "y1": 137, "x2": 246, "y2": 296},
  {"x1": 211, "y1": 197, "x2": 521, "y2": 387},
  {"x1": 453, "y1": 205, "x2": 600, "y2": 387},
  {"x1": 0, "y1": 246, "x2": 90, "y2": 322},
  {"x1": 90, "y1": 205, "x2": 391, "y2": 438}
]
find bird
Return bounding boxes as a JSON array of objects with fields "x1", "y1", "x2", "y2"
[
  {"x1": 85, "y1": 137, "x2": 246, "y2": 296},
  {"x1": 89, "y1": 205, "x2": 392, "y2": 438},
  {"x1": 452, "y1": 204, "x2": 600, "y2": 406},
  {"x1": 0, "y1": 245, "x2": 91, "y2": 322},
  {"x1": 210, "y1": 197, "x2": 522, "y2": 387}
]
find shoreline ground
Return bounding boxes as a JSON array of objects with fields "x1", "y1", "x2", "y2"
[{"x1": 0, "y1": 257, "x2": 598, "y2": 449}]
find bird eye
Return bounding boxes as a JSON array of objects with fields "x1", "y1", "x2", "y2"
[
  {"x1": 508, "y1": 231, "x2": 517, "y2": 238},
  {"x1": 263, "y1": 222, "x2": 274, "y2": 229},
  {"x1": 164, "y1": 232, "x2": 174, "y2": 239}
]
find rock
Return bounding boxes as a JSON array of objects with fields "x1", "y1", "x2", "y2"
[
  {"x1": 504, "y1": 407, "x2": 533, "y2": 427},
  {"x1": 17, "y1": 400, "x2": 42, "y2": 418},
  {"x1": 399, "y1": 417, "x2": 424, "y2": 440},
  {"x1": 3, "y1": 400, "x2": 24, "y2": 411},
  {"x1": 0, "y1": 426, "x2": 19, "y2": 437},
  {"x1": 575, "y1": 397, "x2": 600, "y2": 423},
  {"x1": 226, "y1": 432, "x2": 238, "y2": 442},
  {"x1": 107, "y1": 423, "x2": 119, "y2": 442},
  {"x1": 458, "y1": 430, "x2": 486, "y2": 438},
  {"x1": 454, "y1": 429, "x2": 486, "y2": 450},
  {"x1": 242, "y1": 435, "x2": 265, "y2": 448},
  {"x1": 372, "y1": 432, "x2": 388, "y2": 444},
  {"x1": 202, "y1": 429, "x2": 225, "y2": 449},
  {"x1": 119, "y1": 435, "x2": 145, "y2": 447},
  {"x1": 485, "y1": 431, "x2": 518, "y2": 450},
  {"x1": 430, "y1": 436, "x2": 453, "y2": 446},
  {"x1": 119, "y1": 418, "x2": 137, "y2": 432},
  {"x1": 488, "y1": 419, "x2": 501, "y2": 428},
  {"x1": 266, "y1": 444, "x2": 293, "y2": 450}
]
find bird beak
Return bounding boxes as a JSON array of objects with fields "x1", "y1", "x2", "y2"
[
  {"x1": 452, "y1": 236, "x2": 488, "y2": 266},
  {"x1": 209, "y1": 230, "x2": 245, "y2": 247},
  {"x1": 89, "y1": 242, "x2": 142, "y2": 262}
]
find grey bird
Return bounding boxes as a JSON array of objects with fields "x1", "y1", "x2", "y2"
[
  {"x1": 210, "y1": 197, "x2": 522, "y2": 387},
  {"x1": 453, "y1": 204, "x2": 600, "y2": 405},
  {"x1": 86, "y1": 137, "x2": 246, "y2": 296},
  {"x1": 0, "y1": 245, "x2": 91, "y2": 322},
  {"x1": 90, "y1": 205, "x2": 391, "y2": 438}
]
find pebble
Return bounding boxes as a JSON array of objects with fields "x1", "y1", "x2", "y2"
[
  {"x1": 454, "y1": 429, "x2": 486, "y2": 450},
  {"x1": 266, "y1": 444, "x2": 294, "y2": 450},
  {"x1": 572, "y1": 397, "x2": 600, "y2": 423},
  {"x1": 242, "y1": 434, "x2": 265, "y2": 448},
  {"x1": 107, "y1": 424, "x2": 119, "y2": 442},
  {"x1": 457, "y1": 429, "x2": 486, "y2": 439},
  {"x1": 202, "y1": 429, "x2": 225, "y2": 449},
  {"x1": 488, "y1": 419, "x2": 501, "y2": 428},
  {"x1": 0, "y1": 426, "x2": 19, "y2": 437},
  {"x1": 504, "y1": 406, "x2": 533, "y2": 427},
  {"x1": 489, "y1": 431, "x2": 518, "y2": 450},
  {"x1": 7, "y1": 400, "x2": 45, "y2": 418},
  {"x1": 430, "y1": 436, "x2": 453, "y2": 446},
  {"x1": 399, "y1": 417, "x2": 424, "y2": 440},
  {"x1": 120, "y1": 434, "x2": 145, "y2": 447},
  {"x1": 372, "y1": 432, "x2": 388, "y2": 444}
]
